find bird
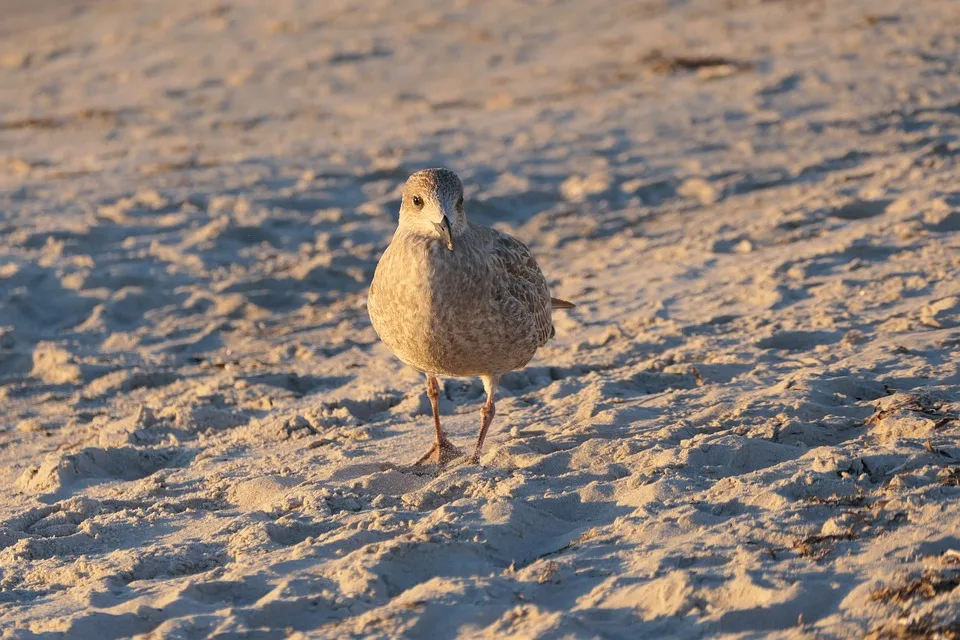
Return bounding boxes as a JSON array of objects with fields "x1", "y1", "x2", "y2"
[{"x1": 367, "y1": 168, "x2": 574, "y2": 466}]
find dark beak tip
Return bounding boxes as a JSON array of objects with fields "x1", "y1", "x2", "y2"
[{"x1": 436, "y1": 216, "x2": 454, "y2": 251}]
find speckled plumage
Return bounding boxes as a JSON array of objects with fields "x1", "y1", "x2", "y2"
[
  {"x1": 367, "y1": 168, "x2": 573, "y2": 465},
  {"x1": 369, "y1": 223, "x2": 554, "y2": 377}
]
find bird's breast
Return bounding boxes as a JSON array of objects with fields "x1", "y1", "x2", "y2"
[{"x1": 368, "y1": 237, "x2": 536, "y2": 376}]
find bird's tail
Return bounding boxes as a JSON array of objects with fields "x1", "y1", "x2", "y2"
[{"x1": 551, "y1": 297, "x2": 575, "y2": 309}]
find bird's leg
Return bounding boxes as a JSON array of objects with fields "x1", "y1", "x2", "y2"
[
  {"x1": 413, "y1": 375, "x2": 463, "y2": 466},
  {"x1": 469, "y1": 375, "x2": 500, "y2": 464}
]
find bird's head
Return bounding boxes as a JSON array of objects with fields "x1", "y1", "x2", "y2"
[{"x1": 398, "y1": 168, "x2": 467, "y2": 251}]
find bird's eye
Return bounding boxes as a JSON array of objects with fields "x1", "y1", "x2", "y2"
[
  {"x1": 456, "y1": 196, "x2": 464, "y2": 209},
  {"x1": 411, "y1": 195, "x2": 424, "y2": 208}
]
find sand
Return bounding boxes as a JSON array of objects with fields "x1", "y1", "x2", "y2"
[{"x1": 1, "y1": 0, "x2": 959, "y2": 637}]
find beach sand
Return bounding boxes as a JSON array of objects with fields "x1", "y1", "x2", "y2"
[{"x1": 1, "y1": 0, "x2": 959, "y2": 637}]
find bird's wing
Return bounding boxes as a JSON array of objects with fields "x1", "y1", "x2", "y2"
[{"x1": 488, "y1": 228, "x2": 555, "y2": 347}]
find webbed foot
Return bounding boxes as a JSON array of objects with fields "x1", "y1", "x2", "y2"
[{"x1": 412, "y1": 438, "x2": 464, "y2": 467}]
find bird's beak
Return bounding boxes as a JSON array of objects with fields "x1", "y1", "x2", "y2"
[{"x1": 434, "y1": 215, "x2": 454, "y2": 251}]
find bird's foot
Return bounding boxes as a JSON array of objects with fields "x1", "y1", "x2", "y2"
[{"x1": 412, "y1": 438, "x2": 464, "y2": 467}]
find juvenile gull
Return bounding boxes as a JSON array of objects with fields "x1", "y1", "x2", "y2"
[{"x1": 367, "y1": 168, "x2": 574, "y2": 466}]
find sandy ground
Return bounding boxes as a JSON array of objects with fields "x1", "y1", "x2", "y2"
[{"x1": 1, "y1": 0, "x2": 960, "y2": 637}]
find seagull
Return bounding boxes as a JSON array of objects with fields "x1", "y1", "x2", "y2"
[{"x1": 367, "y1": 168, "x2": 574, "y2": 466}]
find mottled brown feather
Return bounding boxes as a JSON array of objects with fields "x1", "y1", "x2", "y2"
[{"x1": 367, "y1": 169, "x2": 571, "y2": 379}]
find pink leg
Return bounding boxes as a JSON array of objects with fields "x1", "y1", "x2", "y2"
[
  {"x1": 469, "y1": 376, "x2": 500, "y2": 464},
  {"x1": 413, "y1": 375, "x2": 463, "y2": 466}
]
